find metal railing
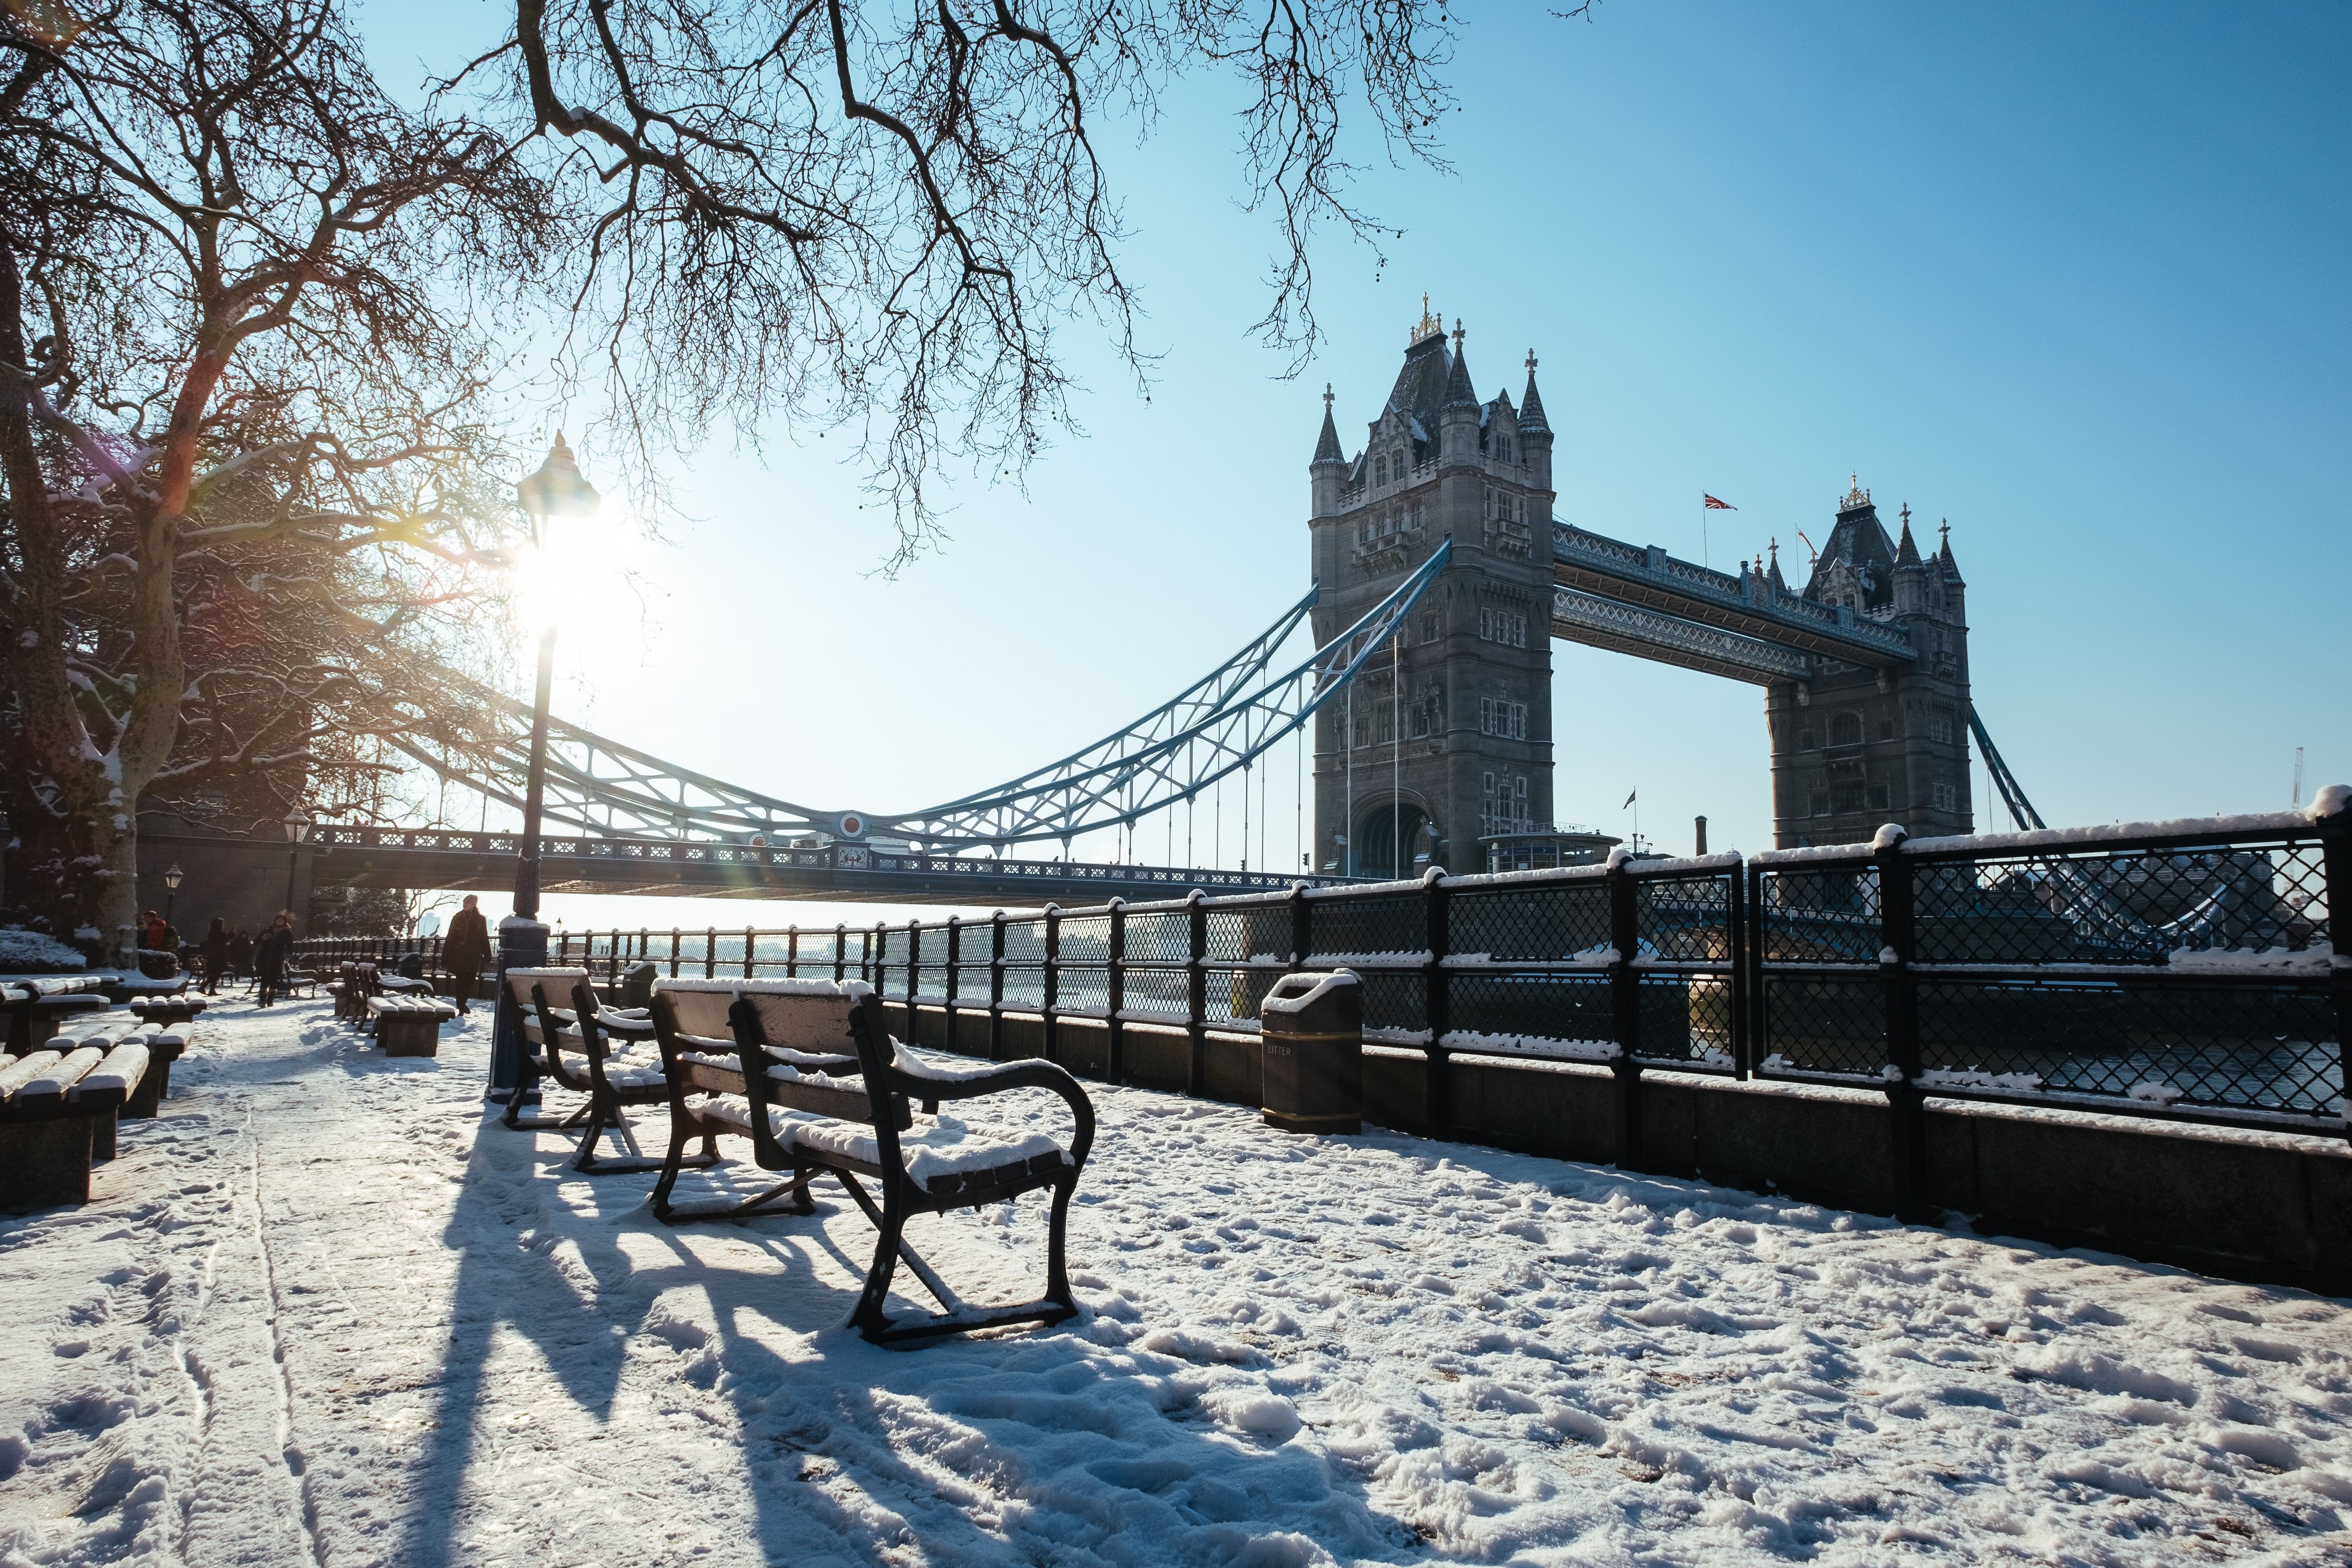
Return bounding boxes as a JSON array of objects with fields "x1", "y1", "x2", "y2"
[{"x1": 295, "y1": 799, "x2": 2348, "y2": 1184}]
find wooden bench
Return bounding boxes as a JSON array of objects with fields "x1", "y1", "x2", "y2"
[
  {"x1": 129, "y1": 996, "x2": 208, "y2": 1029},
  {"x1": 500, "y1": 967, "x2": 697, "y2": 1175},
  {"x1": 648, "y1": 978, "x2": 1094, "y2": 1346},
  {"x1": 366, "y1": 994, "x2": 457, "y2": 1056},
  {"x1": 1, "y1": 1035, "x2": 149, "y2": 1211},
  {"x1": 53, "y1": 1021, "x2": 186, "y2": 1120},
  {"x1": 4, "y1": 978, "x2": 114, "y2": 1056}
]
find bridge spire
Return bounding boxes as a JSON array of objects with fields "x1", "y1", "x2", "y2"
[
  {"x1": 1519, "y1": 347, "x2": 1551, "y2": 435},
  {"x1": 1936, "y1": 519, "x2": 1965, "y2": 585},
  {"x1": 1311, "y1": 382, "x2": 1345, "y2": 464},
  {"x1": 1895, "y1": 504, "x2": 1923, "y2": 566},
  {"x1": 1442, "y1": 319, "x2": 1477, "y2": 407}
]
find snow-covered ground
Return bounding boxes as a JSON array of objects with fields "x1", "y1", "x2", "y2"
[{"x1": 4, "y1": 997, "x2": 2351, "y2": 1567}]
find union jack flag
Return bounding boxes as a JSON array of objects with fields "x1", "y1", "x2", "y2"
[{"x1": 1703, "y1": 494, "x2": 1736, "y2": 510}]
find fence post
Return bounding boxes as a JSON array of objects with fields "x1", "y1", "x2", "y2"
[
  {"x1": 1423, "y1": 866, "x2": 1453, "y2": 1138},
  {"x1": 1186, "y1": 891, "x2": 1208, "y2": 1097},
  {"x1": 834, "y1": 922, "x2": 847, "y2": 985},
  {"x1": 748, "y1": 926, "x2": 760, "y2": 980},
  {"x1": 1043, "y1": 904, "x2": 1062, "y2": 1066},
  {"x1": 867, "y1": 924, "x2": 881, "y2": 985},
  {"x1": 2313, "y1": 792, "x2": 2350, "y2": 1147},
  {"x1": 1729, "y1": 862, "x2": 1752, "y2": 1079},
  {"x1": 1877, "y1": 828, "x2": 1930, "y2": 1221},
  {"x1": 669, "y1": 928, "x2": 681, "y2": 978},
  {"x1": 944, "y1": 915, "x2": 962, "y2": 1055},
  {"x1": 704, "y1": 926, "x2": 717, "y2": 980},
  {"x1": 1106, "y1": 899, "x2": 1127, "y2": 1084},
  {"x1": 1607, "y1": 851, "x2": 1644, "y2": 1169},
  {"x1": 989, "y1": 910, "x2": 1007, "y2": 1063},
  {"x1": 1288, "y1": 882, "x2": 1311, "y2": 974},
  {"x1": 906, "y1": 919, "x2": 922, "y2": 1044}
]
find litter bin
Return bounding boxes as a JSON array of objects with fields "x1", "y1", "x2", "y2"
[
  {"x1": 1259, "y1": 969, "x2": 1363, "y2": 1135},
  {"x1": 621, "y1": 962, "x2": 660, "y2": 1010}
]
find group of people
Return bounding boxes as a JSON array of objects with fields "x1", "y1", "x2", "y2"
[{"x1": 139, "y1": 895, "x2": 494, "y2": 1013}]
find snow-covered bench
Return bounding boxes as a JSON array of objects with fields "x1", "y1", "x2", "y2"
[
  {"x1": 366, "y1": 994, "x2": 457, "y2": 1056},
  {"x1": 648, "y1": 978, "x2": 1095, "y2": 1346},
  {"x1": 3, "y1": 978, "x2": 112, "y2": 1055},
  {"x1": 500, "y1": 967, "x2": 686, "y2": 1175},
  {"x1": 0, "y1": 1035, "x2": 148, "y2": 1211},
  {"x1": 52, "y1": 1021, "x2": 185, "y2": 1120},
  {"x1": 128, "y1": 996, "x2": 207, "y2": 1029}
]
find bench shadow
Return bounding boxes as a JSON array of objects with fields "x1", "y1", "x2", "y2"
[{"x1": 392, "y1": 1110, "x2": 1418, "y2": 1567}]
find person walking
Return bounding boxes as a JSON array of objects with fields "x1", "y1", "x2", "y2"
[
  {"x1": 444, "y1": 895, "x2": 492, "y2": 1014},
  {"x1": 255, "y1": 913, "x2": 294, "y2": 1007},
  {"x1": 200, "y1": 918, "x2": 229, "y2": 994},
  {"x1": 141, "y1": 910, "x2": 169, "y2": 953}
]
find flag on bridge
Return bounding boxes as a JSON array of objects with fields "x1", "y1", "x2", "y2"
[
  {"x1": 1703, "y1": 494, "x2": 1736, "y2": 510},
  {"x1": 1623, "y1": 789, "x2": 1637, "y2": 809}
]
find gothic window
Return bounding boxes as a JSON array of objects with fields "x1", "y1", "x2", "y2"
[
  {"x1": 1421, "y1": 612, "x2": 1439, "y2": 643},
  {"x1": 1829, "y1": 711, "x2": 1863, "y2": 748},
  {"x1": 1834, "y1": 780, "x2": 1865, "y2": 815},
  {"x1": 1374, "y1": 455, "x2": 1387, "y2": 487},
  {"x1": 1932, "y1": 781, "x2": 1958, "y2": 813},
  {"x1": 1374, "y1": 699, "x2": 1396, "y2": 745},
  {"x1": 1928, "y1": 712, "x2": 1955, "y2": 746},
  {"x1": 1411, "y1": 499, "x2": 1426, "y2": 529},
  {"x1": 1809, "y1": 789, "x2": 1830, "y2": 817},
  {"x1": 1478, "y1": 698, "x2": 1529, "y2": 740},
  {"x1": 1871, "y1": 783, "x2": 1891, "y2": 811}
]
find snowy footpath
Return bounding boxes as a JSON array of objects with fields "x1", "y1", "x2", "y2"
[{"x1": 3, "y1": 999, "x2": 2351, "y2": 1567}]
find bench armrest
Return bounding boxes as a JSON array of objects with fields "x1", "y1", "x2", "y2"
[{"x1": 881, "y1": 1053, "x2": 1095, "y2": 1170}]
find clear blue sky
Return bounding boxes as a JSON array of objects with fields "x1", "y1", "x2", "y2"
[{"x1": 362, "y1": 1, "x2": 2350, "y2": 932}]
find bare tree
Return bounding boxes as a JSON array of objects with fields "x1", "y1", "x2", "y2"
[
  {"x1": 470, "y1": 0, "x2": 1460, "y2": 564},
  {"x1": 0, "y1": 0, "x2": 549, "y2": 956}
]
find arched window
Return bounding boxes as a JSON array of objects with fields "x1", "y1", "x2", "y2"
[
  {"x1": 1830, "y1": 711, "x2": 1863, "y2": 748},
  {"x1": 1374, "y1": 455, "x2": 1387, "y2": 486}
]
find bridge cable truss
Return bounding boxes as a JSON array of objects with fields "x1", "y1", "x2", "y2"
[
  {"x1": 375, "y1": 540, "x2": 1451, "y2": 856},
  {"x1": 1967, "y1": 704, "x2": 2045, "y2": 833}
]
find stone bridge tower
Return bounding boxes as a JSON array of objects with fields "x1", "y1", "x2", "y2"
[
  {"x1": 1764, "y1": 479, "x2": 1975, "y2": 846},
  {"x1": 1307, "y1": 306, "x2": 1557, "y2": 877}
]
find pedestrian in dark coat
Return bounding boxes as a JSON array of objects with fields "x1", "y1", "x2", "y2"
[
  {"x1": 200, "y1": 918, "x2": 229, "y2": 994},
  {"x1": 255, "y1": 913, "x2": 295, "y2": 1007},
  {"x1": 443, "y1": 895, "x2": 492, "y2": 1014}
]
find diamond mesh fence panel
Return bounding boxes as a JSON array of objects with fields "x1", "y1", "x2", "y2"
[
  {"x1": 1636, "y1": 874, "x2": 1734, "y2": 962},
  {"x1": 1758, "y1": 971, "x2": 1884, "y2": 1078},
  {"x1": 914, "y1": 965, "x2": 950, "y2": 1001},
  {"x1": 1632, "y1": 974, "x2": 1738, "y2": 1070},
  {"x1": 1758, "y1": 865, "x2": 1880, "y2": 963},
  {"x1": 1057, "y1": 968, "x2": 1110, "y2": 1015},
  {"x1": 1918, "y1": 977, "x2": 2341, "y2": 1117},
  {"x1": 1911, "y1": 841, "x2": 2330, "y2": 965},
  {"x1": 1446, "y1": 972, "x2": 1612, "y2": 1052},
  {"x1": 1450, "y1": 881, "x2": 1610, "y2": 961},
  {"x1": 1357, "y1": 971, "x2": 1428, "y2": 1037},
  {"x1": 1001, "y1": 921, "x2": 1047, "y2": 964},
  {"x1": 1000, "y1": 968, "x2": 1046, "y2": 1010},
  {"x1": 1058, "y1": 916, "x2": 1111, "y2": 966},
  {"x1": 1309, "y1": 894, "x2": 1425, "y2": 959},
  {"x1": 1124, "y1": 911, "x2": 1188, "y2": 964},
  {"x1": 1202, "y1": 967, "x2": 1278, "y2": 1027},
  {"x1": 1122, "y1": 968, "x2": 1190, "y2": 1019},
  {"x1": 1205, "y1": 902, "x2": 1288, "y2": 963}
]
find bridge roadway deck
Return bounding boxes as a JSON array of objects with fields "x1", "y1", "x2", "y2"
[{"x1": 147, "y1": 828, "x2": 1347, "y2": 908}]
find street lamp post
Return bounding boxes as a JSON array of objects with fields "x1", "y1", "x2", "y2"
[
  {"x1": 281, "y1": 809, "x2": 311, "y2": 918},
  {"x1": 491, "y1": 434, "x2": 601, "y2": 1102},
  {"x1": 163, "y1": 863, "x2": 184, "y2": 931}
]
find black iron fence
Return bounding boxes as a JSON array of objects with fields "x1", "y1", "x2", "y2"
[{"x1": 298, "y1": 800, "x2": 2348, "y2": 1168}]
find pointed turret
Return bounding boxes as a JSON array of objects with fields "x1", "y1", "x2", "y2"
[
  {"x1": 1312, "y1": 383, "x2": 1344, "y2": 463},
  {"x1": 1765, "y1": 539, "x2": 1788, "y2": 593},
  {"x1": 1443, "y1": 321, "x2": 1478, "y2": 408},
  {"x1": 1518, "y1": 349, "x2": 1551, "y2": 435},
  {"x1": 1936, "y1": 519, "x2": 1964, "y2": 585},
  {"x1": 1895, "y1": 503, "x2": 1923, "y2": 567}
]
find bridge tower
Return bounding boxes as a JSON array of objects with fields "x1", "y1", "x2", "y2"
[
  {"x1": 1764, "y1": 480, "x2": 1974, "y2": 846},
  {"x1": 1308, "y1": 305, "x2": 1556, "y2": 877}
]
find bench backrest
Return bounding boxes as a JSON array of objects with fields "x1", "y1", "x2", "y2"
[{"x1": 652, "y1": 978, "x2": 897, "y2": 1127}]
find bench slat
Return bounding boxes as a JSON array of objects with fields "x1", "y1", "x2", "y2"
[
  {"x1": 0, "y1": 1049, "x2": 65, "y2": 1103},
  {"x1": 12, "y1": 1045, "x2": 104, "y2": 1108}
]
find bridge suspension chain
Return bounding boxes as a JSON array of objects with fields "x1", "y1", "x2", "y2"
[{"x1": 373, "y1": 539, "x2": 1451, "y2": 859}]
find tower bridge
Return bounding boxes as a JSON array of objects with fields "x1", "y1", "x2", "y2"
[{"x1": 139, "y1": 308, "x2": 2007, "y2": 921}]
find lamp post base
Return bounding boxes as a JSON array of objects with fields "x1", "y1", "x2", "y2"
[{"x1": 488, "y1": 914, "x2": 549, "y2": 1103}]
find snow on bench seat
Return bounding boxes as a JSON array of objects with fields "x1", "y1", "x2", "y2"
[
  {"x1": 693, "y1": 1094, "x2": 1067, "y2": 1193},
  {"x1": 73, "y1": 1042, "x2": 149, "y2": 1099}
]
